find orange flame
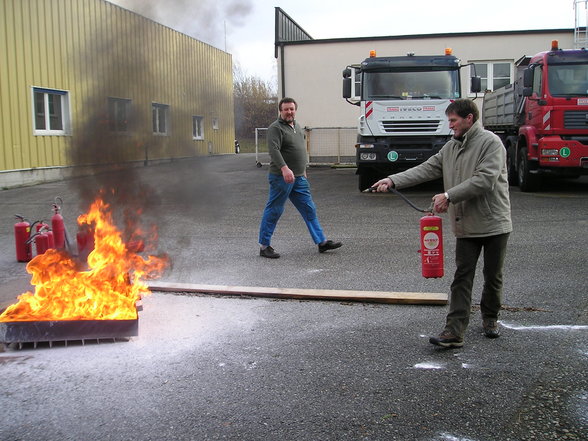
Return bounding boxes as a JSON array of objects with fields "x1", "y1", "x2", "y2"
[{"x1": 0, "y1": 197, "x2": 169, "y2": 322}]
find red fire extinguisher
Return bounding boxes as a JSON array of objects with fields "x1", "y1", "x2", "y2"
[
  {"x1": 76, "y1": 227, "x2": 95, "y2": 263},
  {"x1": 14, "y1": 215, "x2": 32, "y2": 262},
  {"x1": 420, "y1": 213, "x2": 444, "y2": 278},
  {"x1": 364, "y1": 186, "x2": 445, "y2": 279},
  {"x1": 51, "y1": 197, "x2": 66, "y2": 249},
  {"x1": 30, "y1": 230, "x2": 50, "y2": 256},
  {"x1": 29, "y1": 222, "x2": 55, "y2": 256},
  {"x1": 36, "y1": 221, "x2": 55, "y2": 248}
]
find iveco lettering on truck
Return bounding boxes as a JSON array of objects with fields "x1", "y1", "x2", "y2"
[
  {"x1": 482, "y1": 40, "x2": 588, "y2": 191},
  {"x1": 342, "y1": 49, "x2": 481, "y2": 191}
]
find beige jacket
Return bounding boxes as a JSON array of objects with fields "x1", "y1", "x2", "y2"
[{"x1": 389, "y1": 121, "x2": 513, "y2": 238}]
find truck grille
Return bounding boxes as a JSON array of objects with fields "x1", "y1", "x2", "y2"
[
  {"x1": 564, "y1": 111, "x2": 588, "y2": 129},
  {"x1": 381, "y1": 120, "x2": 441, "y2": 133}
]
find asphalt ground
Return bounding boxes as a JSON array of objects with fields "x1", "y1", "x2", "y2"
[{"x1": 0, "y1": 153, "x2": 587, "y2": 441}]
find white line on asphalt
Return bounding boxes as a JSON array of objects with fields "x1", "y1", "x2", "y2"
[{"x1": 501, "y1": 322, "x2": 588, "y2": 331}]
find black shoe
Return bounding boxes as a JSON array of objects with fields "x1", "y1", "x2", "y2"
[
  {"x1": 483, "y1": 319, "x2": 500, "y2": 338},
  {"x1": 318, "y1": 240, "x2": 342, "y2": 253},
  {"x1": 260, "y1": 246, "x2": 280, "y2": 259},
  {"x1": 429, "y1": 330, "x2": 464, "y2": 348}
]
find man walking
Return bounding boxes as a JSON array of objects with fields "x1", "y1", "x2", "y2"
[
  {"x1": 372, "y1": 99, "x2": 512, "y2": 348},
  {"x1": 258, "y1": 97, "x2": 342, "y2": 258}
]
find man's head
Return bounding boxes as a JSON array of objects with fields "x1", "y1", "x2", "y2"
[
  {"x1": 445, "y1": 99, "x2": 479, "y2": 139},
  {"x1": 279, "y1": 97, "x2": 297, "y2": 123}
]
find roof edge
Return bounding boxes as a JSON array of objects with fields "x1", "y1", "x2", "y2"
[{"x1": 278, "y1": 28, "x2": 574, "y2": 46}]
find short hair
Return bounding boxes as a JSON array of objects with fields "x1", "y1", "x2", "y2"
[
  {"x1": 279, "y1": 97, "x2": 297, "y2": 111},
  {"x1": 445, "y1": 99, "x2": 479, "y2": 122}
]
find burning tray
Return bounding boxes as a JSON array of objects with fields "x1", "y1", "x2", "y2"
[{"x1": 0, "y1": 316, "x2": 138, "y2": 347}]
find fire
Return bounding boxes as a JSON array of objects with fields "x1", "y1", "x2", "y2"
[{"x1": 0, "y1": 197, "x2": 169, "y2": 322}]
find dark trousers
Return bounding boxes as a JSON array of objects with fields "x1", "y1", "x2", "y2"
[{"x1": 445, "y1": 233, "x2": 510, "y2": 338}]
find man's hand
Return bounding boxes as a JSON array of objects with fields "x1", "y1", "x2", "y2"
[
  {"x1": 371, "y1": 177, "x2": 393, "y2": 192},
  {"x1": 432, "y1": 193, "x2": 450, "y2": 213},
  {"x1": 281, "y1": 166, "x2": 295, "y2": 184}
]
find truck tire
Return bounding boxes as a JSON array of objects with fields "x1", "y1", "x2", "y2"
[
  {"x1": 517, "y1": 146, "x2": 538, "y2": 192},
  {"x1": 506, "y1": 143, "x2": 518, "y2": 184},
  {"x1": 358, "y1": 169, "x2": 376, "y2": 192}
]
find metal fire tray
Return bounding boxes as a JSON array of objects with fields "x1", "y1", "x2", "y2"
[{"x1": 0, "y1": 316, "x2": 138, "y2": 346}]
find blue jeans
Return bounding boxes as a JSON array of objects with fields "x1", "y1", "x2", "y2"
[{"x1": 259, "y1": 174, "x2": 326, "y2": 246}]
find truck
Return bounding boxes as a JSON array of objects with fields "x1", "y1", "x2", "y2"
[
  {"x1": 342, "y1": 49, "x2": 480, "y2": 191},
  {"x1": 482, "y1": 40, "x2": 588, "y2": 191}
]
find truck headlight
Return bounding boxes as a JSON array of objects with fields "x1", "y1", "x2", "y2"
[
  {"x1": 541, "y1": 149, "x2": 559, "y2": 156},
  {"x1": 360, "y1": 153, "x2": 377, "y2": 160},
  {"x1": 359, "y1": 144, "x2": 375, "y2": 149}
]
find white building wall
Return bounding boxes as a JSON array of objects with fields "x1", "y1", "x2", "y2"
[{"x1": 279, "y1": 31, "x2": 574, "y2": 129}]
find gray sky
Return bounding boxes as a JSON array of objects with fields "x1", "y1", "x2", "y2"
[{"x1": 109, "y1": 0, "x2": 577, "y2": 83}]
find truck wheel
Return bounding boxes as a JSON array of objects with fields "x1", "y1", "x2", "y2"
[
  {"x1": 507, "y1": 144, "x2": 518, "y2": 184},
  {"x1": 517, "y1": 147, "x2": 538, "y2": 192},
  {"x1": 358, "y1": 170, "x2": 376, "y2": 192}
]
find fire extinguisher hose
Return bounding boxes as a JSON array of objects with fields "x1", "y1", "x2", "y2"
[{"x1": 364, "y1": 186, "x2": 434, "y2": 214}]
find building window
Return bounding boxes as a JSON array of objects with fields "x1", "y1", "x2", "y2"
[
  {"x1": 108, "y1": 97, "x2": 131, "y2": 132},
  {"x1": 212, "y1": 117, "x2": 219, "y2": 130},
  {"x1": 152, "y1": 103, "x2": 170, "y2": 135},
  {"x1": 193, "y1": 116, "x2": 204, "y2": 140},
  {"x1": 32, "y1": 87, "x2": 71, "y2": 135},
  {"x1": 470, "y1": 61, "x2": 512, "y2": 93}
]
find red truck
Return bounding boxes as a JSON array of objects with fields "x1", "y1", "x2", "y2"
[{"x1": 482, "y1": 40, "x2": 588, "y2": 191}]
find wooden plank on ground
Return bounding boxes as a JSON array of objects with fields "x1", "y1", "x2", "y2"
[{"x1": 147, "y1": 281, "x2": 447, "y2": 305}]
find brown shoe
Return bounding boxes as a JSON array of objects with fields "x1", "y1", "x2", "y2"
[
  {"x1": 483, "y1": 319, "x2": 500, "y2": 338},
  {"x1": 429, "y1": 330, "x2": 464, "y2": 348}
]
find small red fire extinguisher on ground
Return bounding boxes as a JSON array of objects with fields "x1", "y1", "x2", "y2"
[
  {"x1": 76, "y1": 226, "x2": 95, "y2": 263},
  {"x1": 37, "y1": 222, "x2": 55, "y2": 249},
  {"x1": 420, "y1": 213, "x2": 444, "y2": 278},
  {"x1": 51, "y1": 197, "x2": 66, "y2": 249},
  {"x1": 27, "y1": 221, "x2": 55, "y2": 256},
  {"x1": 14, "y1": 215, "x2": 32, "y2": 262}
]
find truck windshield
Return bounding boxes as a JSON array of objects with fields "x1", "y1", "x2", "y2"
[
  {"x1": 548, "y1": 64, "x2": 588, "y2": 97},
  {"x1": 363, "y1": 70, "x2": 460, "y2": 100}
]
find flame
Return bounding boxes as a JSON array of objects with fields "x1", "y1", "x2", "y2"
[{"x1": 0, "y1": 197, "x2": 169, "y2": 322}]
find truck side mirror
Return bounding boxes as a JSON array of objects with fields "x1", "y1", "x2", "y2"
[
  {"x1": 343, "y1": 77, "x2": 352, "y2": 98},
  {"x1": 523, "y1": 68, "x2": 533, "y2": 88},
  {"x1": 470, "y1": 76, "x2": 481, "y2": 93},
  {"x1": 523, "y1": 87, "x2": 532, "y2": 97},
  {"x1": 342, "y1": 68, "x2": 352, "y2": 79}
]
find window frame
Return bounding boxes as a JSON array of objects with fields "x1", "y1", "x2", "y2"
[
  {"x1": 152, "y1": 102, "x2": 170, "y2": 136},
  {"x1": 468, "y1": 60, "x2": 513, "y2": 95},
  {"x1": 212, "y1": 117, "x2": 219, "y2": 130},
  {"x1": 31, "y1": 87, "x2": 71, "y2": 136},
  {"x1": 108, "y1": 97, "x2": 132, "y2": 133},
  {"x1": 192, "y1": 115, "x2": 204, "y2": 140}
]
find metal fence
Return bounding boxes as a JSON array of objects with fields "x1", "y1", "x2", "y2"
[{"x1": 255, "y1": 126, "x2": 356, "y2": 167}]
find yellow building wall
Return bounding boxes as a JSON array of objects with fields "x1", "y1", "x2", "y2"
[{"x1": 0, "y1": 0, "x2": 235, "y2": 175}]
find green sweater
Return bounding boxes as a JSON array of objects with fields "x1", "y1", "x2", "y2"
[{"x1": 267, "y1": 117, "x2": 308, "y2": 176}]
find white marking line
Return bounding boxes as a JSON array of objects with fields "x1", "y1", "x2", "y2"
[
  {"x1": 436, "y1": 433, "x2": 477, "y2": 441},
  {"x1": 414, "y1": 362, "x2": 444, "y2": 370},
  {"x1": 501, "y1": 322, "x2": 588, "y2": 331}
]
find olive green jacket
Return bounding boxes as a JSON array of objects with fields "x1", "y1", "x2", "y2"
[
  {"x1": 267, "y1": 117, "x2": 308, "y2": 176},
  {"x1": 389, "y1": 121, "x2": 513, "y2": 238}
]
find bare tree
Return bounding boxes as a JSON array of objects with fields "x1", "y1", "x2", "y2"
[{"x1": 233, "y1": 65, "x2": 277, "y2": 141}]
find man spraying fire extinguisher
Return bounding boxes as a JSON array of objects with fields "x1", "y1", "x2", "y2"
[{"x1": 371, "y1": 99, "x2": 512, "y2": 348}]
